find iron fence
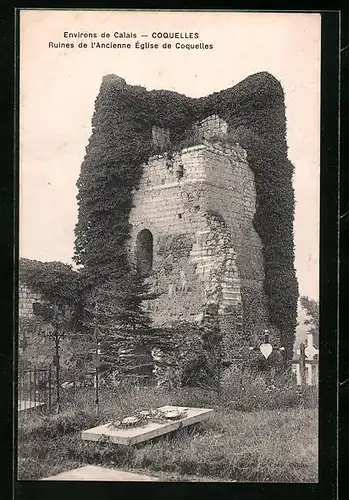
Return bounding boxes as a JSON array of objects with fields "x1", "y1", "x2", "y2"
[{"x1": 18, "y1": 365, "x2": 52, "y2": 412}]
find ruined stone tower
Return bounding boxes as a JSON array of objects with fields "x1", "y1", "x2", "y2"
[
  {"x1": 75, "y1": 72, "x2": 298, "y2": 360},
  {"x1": 128, "y1": 116, "x2": 269, "y2": 357}
]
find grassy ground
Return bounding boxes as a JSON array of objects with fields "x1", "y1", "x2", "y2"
[{"x1": 18, "y1": 371, "x2": 318, "y2": 483}]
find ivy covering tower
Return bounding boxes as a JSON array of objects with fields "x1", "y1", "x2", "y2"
[{"x1": 74, "y1": 72, "x2": 298, "y2": 362}]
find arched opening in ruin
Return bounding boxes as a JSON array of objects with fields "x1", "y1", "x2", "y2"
[{"x1": 135, "y1": 229, "x2": 153, "y2": 276}]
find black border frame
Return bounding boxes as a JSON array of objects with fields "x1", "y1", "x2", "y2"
[
  {"x1": 339, "y1": 7, "x2": 349, "y2": 500},
  {"x1": 0, "y1": 7, "x2": 341, "y2": 500}
]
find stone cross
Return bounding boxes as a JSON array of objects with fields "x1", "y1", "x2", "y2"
[
  {"x1": 304, "y1": 331, "x2": 319, "y2": 360},
  {"x1": 249, "y1": 330, "x2": 285, "y2": 360}
]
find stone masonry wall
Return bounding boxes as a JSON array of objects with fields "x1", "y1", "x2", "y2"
[
  {"x1": 128, "y1": 138, "x2": 269, "y2": 355},
  {"x1": 152, "y1": 125, "x2": 171, "y2": 151},
  {"x1": 18, "y1": 283, "x2": 45, "y2": 357},
  {"x1": 194, "y1": 142, "x2": 269, "y2": 344},
  {"x1": 19, "y1": 283, "x2": 44, "y2": 319},
  {"x1": 191, "y1": 114, "x2": 228, "y2": 141}
]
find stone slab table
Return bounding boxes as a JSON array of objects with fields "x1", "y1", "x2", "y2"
[
  {"x1": 42, "y1": 465, "x2": 159, "y2": 481},
  {"x1": 81, "y1": 405, "x2": 214, "y2": 446}
]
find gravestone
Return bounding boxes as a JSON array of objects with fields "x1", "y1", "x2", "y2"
[{"x1": 81, "y1": 405, "x2": 214, "y2": 446}]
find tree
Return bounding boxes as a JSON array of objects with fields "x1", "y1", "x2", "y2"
[
  {"x1": 82, "y1": 273, "x2": 158, "y2": 383},
  {"x1": 19, "y1": 259, "x2": 83, "y2": 412},
  {"x1": 19, "y1": 259, "x2": 82, "y2": 304},
  {"x1": 299, "y1": 296, "x2": 319, "y2": 347}
]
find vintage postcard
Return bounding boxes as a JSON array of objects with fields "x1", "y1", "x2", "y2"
[{"x1": 18, "y1": 9, "x2": 321, "y2": 483}]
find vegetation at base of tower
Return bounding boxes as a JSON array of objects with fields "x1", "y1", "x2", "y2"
[
  {"x1": 74, "y1": 71, "x2": 298, "y2": 361},
  {"x1": 150, "y1": 322, "x2": 207, "y2": 388},
  {"x1": 200, "y1": 303, "x2": 224, "y2": 392},
  {"x1": 150, "y1": 317, "x2": 221, "y2": 389}
]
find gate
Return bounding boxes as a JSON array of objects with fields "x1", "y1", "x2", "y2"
[{"x1": 18, "y1": 366, "x2": 52, "y2": 412}]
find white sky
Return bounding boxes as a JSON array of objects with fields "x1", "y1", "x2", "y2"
[{"x1": 19, "y1": 10, "x2": 321, "y2": 300}]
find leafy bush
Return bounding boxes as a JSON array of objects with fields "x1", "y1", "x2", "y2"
[
  {"x1": 19, "y1": 258, "x2": 82, "y2": 304},
  {"x1": 18, "y1": 258, "x2": 88, "y2": 371},
  {"x1": 150, "y1": 322, "x2": 210, "y2": 388}
]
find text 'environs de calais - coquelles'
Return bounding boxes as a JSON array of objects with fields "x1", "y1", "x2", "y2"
[{"x1": 48, "y1": 31, "x2": 214, "y2": 50}]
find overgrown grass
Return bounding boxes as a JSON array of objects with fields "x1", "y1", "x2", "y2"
[{"x1": 18, "y1": 371, "x2": 318, "y2": 482}]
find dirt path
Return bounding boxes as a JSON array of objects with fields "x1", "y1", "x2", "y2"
[{"x1": 124, "y1": 466, "x2": 236, "y2": 482}]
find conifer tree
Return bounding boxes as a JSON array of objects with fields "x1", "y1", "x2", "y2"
[{"x1": 82, "y1": 274, "x2": 157, "y2": 383}]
